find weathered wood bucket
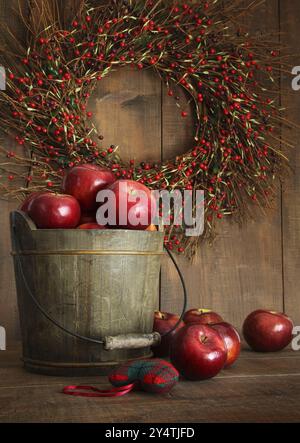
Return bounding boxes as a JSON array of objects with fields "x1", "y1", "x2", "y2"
[{"x1": 10, "y1": 211, "x2": 164, "y2": 376}]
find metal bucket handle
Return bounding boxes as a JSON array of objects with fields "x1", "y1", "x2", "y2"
[{"x1": 13, "y1": 224, "x2": 187, "y2": 351}]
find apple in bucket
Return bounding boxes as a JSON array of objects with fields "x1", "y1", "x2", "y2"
[
  {"x1": 103, "y1": 179, "x2": 157, "y2": 230},
  {"x1": 79, "y1": 212, "x2": 97, "y2": 225},
  {"x1": 146, "y1": 224, "x2": 157, "y2": 231},
  {"x1": 20, "y1": 191, "x2": 50, "y2": 213},
  {"x1": 62, "y1": 164, "x2": 116, "y2": 212},
  {"x1": 77, "y1": 223, "x2": 106, "y2": 230},
  {"x1": 19, "y1": 175, "x2": 158, "y2": 232},
  {"x1": 28, "y1": 193, "x2": 81, "y2": 229}
]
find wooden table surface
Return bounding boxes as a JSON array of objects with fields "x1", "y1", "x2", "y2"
[{"x1": 0, "y1": 343, "x2": 300, "y2": 423}]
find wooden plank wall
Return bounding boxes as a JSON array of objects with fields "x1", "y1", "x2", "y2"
[
  {"x1": 0, "y1": 0, "x2": 299, "y2": 343},
  {"x1": 0, "y1": 0, "x2": 28, "y2": 342},
  {"x1": 281, "y1": 0, "x2": 300, "y2": 332},
  {"x1": 160, "y1": 0, "x2": 284, "y2": 324}
]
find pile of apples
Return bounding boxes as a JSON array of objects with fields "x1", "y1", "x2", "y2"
[
  {"x1": 153, "y1": 308, "x2": 294, "y2": 380},
  {"x1": 20, "y1": 164, "x2": 155, "y2": 231}
]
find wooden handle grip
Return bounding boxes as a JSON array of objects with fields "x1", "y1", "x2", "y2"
[{"x1": 104, "y1": 332, "x2": 161, "y2": 351}]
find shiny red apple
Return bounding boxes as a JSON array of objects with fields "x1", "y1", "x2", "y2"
[
  {"x1": 210, "y1": 322, "x2": 241, "y2": 368},
  {"x1": 184, "y1": 308, "x2": 223, "y2": 325},
  {"x1": 106, "y1": 179, "x2": 157, "y2": 230},
  {"x1": 28, "y1": 193, "x2": 81, "y2": 229},
  {"x1": 243, "y1": 309, "x2": 294, "y2": 352},
  {"x1": 170, "y1": 324, "x2": 227, "y2": 380},
  {"x1": 19, "y1": 191, "x2": 50, "y2": 213},
  {"x1": 77, "y1": 223, "x2": 106, "y2": 230},
  {"x1": 62, "y1": 164, "x2": 116, "y2": 212},
  {"x1": 152, "y1": 311, "x2": 185, "y2": 358}
]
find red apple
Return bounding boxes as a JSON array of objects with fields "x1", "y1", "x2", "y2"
[
  {"x1": 28, "y1": 193, "x2": 81, "y2": 229},
  {"x1": 62, "y1": 164, "x2": 116, "y2": 212},
  {"x1": 152, "y1": 311, "x2": 185, "y2": 358},
  {"x1": 210, "y1": 322, "x2": 241, "y2": 368},
  {"x1": 170, "y1": 324, "x2": 227, "y2": 380},
  {"x1": 184, "y1": 308, "x2": 223, "y2": 325},
  {"x1": 243, "y1": 309, "x2": 294, "y2": 352},
  {"x1": 106, "y1": 179, "x2": 156, "y2": 230},
  {"x1": 19, "y1": 191, "x2": 50, "y2": 213},
  {"x1": 77, "y1": 223, "x2": 106, "y2": 230}
]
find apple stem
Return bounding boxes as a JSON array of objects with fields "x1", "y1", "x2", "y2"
[{"x1": 156, "y1": 311, "x2": 165, "y2": 320}]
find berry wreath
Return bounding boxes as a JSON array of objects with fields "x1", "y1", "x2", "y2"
[{"x1": 0, "y1": 0, "x2": 290, "y2": 256}]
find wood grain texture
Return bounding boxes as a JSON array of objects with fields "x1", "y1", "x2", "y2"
[
  {"x1": 281, "y1": 0, "x2": 300, "y2": 324},
  {"x1": 0, "y1": 346, "x2": 300, "y2": 423},
  {"x1": 90, "y1": 67, "x2": 162, "y2": 163},
  {"x1": 0, "y1": 0, "x2": 28, "y2": 343},
  {"x1": 1, "y1": 0, "x2": 300, "y2": 343},
  {"x1": 57, "y1": 0, "x2": 84, "y2": 27},
  {"x1": 160, "y1": 0, "x2": 284, "y2": 326}
]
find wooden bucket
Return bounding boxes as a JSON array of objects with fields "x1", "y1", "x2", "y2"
[{"x1": 10, "y1": 211, "x2": 164, "y2": 376}]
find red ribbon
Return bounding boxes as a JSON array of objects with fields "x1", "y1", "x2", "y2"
[{"x1": 62, "y1": 383, "x2": 135, "y2": 398}]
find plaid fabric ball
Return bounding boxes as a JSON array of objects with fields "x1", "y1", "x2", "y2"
[{"x1": 109, "y1": 359, "x2": 179, "y2": 394}]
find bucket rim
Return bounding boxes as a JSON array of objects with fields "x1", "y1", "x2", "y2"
[{"x1": 10, "y1": 210, "x2": 164, "y2": 235}]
